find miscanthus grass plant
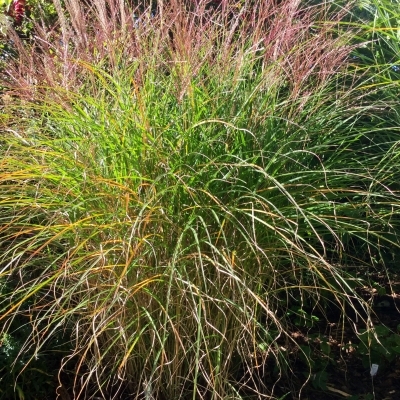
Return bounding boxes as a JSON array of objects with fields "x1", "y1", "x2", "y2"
[
  {"x1": 345, "y1": 0, "x2": 400, "y2": 269},
  {"x1": 1, "y1": 0, "x2": 399, "y2": 399}
]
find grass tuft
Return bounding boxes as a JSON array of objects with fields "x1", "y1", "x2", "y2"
[{"x1": 1, "y1": 1, "x2": 400, "y2": 398}]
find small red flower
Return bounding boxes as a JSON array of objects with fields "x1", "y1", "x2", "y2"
[{"x1": 7, "y1": 0, "x2": 27, "y2": 26}]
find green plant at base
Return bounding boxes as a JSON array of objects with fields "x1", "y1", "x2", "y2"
[
  {"x1": 0, "y1": 278, "x2": 72, "y2": 400},
  {"x1": 357, "y1": 324, "x2": 400, "y2": 368}
]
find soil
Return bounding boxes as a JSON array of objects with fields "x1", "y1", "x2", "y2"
[{"x1": 272, "y1": 273, "x2": 400, "y2": 400}]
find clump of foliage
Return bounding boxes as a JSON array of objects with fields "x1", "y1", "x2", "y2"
[{"x1": 1, "y1": 0, "x2": 400, "y2": 399}]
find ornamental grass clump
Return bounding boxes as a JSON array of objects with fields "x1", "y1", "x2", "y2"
[{"x1": 1, "y1": 0, "x2": 399, "y2": 399}]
